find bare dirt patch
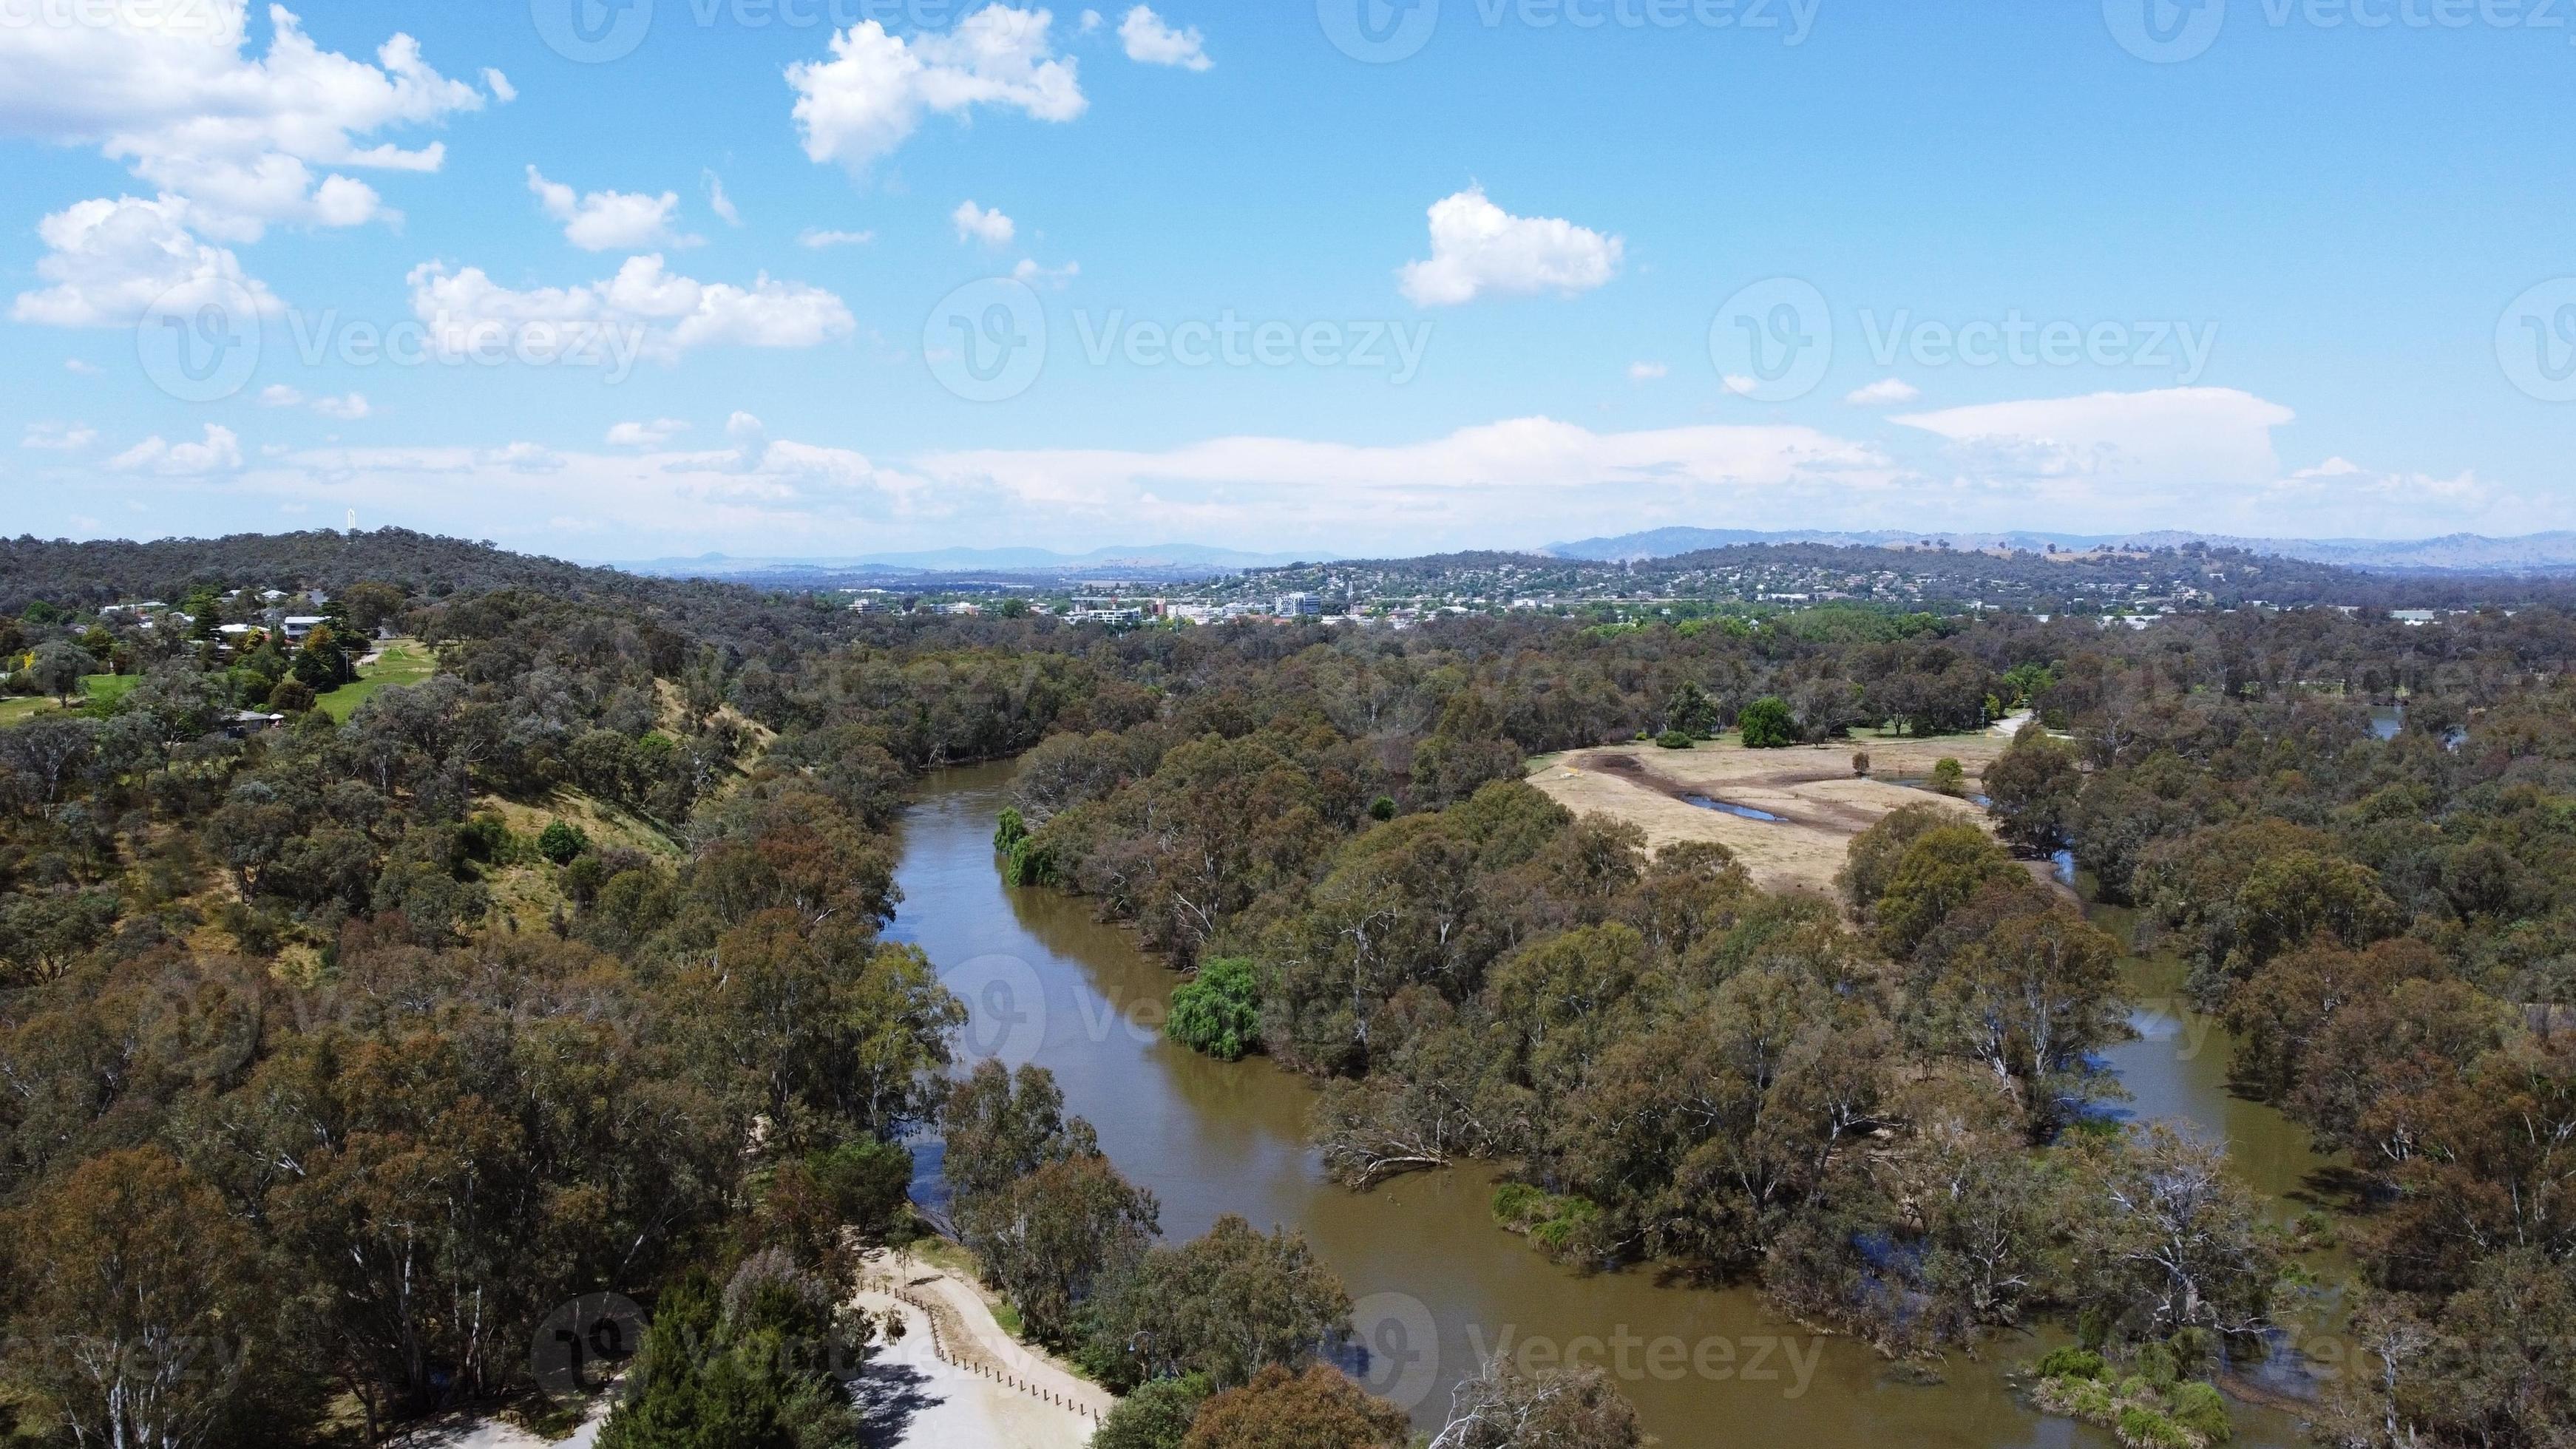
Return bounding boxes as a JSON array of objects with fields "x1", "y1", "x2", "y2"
[{"x1": 1529, "y1": 733, "x2": 2015, "y2": 900}]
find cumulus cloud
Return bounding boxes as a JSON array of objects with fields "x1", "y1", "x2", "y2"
[
  {"x1": 527, "y1": 167, "x2": 694, "y2": 251},
  {"x1": 952, "y1": 200, "x2": 1016, "y2": 248},
  {"x1": 21, "y1": 421, "x2": 98, "y2": 451},
  {"x1": 788, "y1": 7, "x2": 1085, "y2": 175},
  {"x1": 10, "y1": 194, "x2": 283, "y2": 328},
  {"x1": 799, "y1": 228, "x2": 877, "y2": 248},
  {"x1": 1845, "y1": 377, "x2": 1920, "y2": 407},
  {"x1": 0, "y1": 1, "x2": 496, "y2": 242},
  {"x1": 109, "y1": 424, "x2": 243, "y2": 475},
  {"x1": 1627, "y1": 362, "x2": 1667, "y2": 381},
  {"x1": 607, "y1": 418, "x2": 691, "y2": 447},
  {"x1": 405, "y1": 255, "x2": 855, "y2": 364},
  {"x1": 1397, "y1": 187, "x2": 1622, "y2": 307},
  {"x1": 1119, "y1": 6, "x2": 1211, "y2": 69}
]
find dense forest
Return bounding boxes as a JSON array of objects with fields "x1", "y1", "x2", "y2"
[{"x1": 2, "y1": 531, "x2": 2569, "y2": 1448}]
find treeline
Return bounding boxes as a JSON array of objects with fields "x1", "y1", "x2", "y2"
[{"x1": 995, "y1": 603, "x2": 2576, "y2": 1447}]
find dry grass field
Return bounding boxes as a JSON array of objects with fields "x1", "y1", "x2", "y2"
[{"x1": 1528, "y1": 727, "x2": 2022, "y2": 901}]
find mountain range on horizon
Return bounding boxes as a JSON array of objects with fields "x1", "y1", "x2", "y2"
[
  {"x1": 606, "y1": 529, "x2": 2576, "y2": 582},
  {"x1": 1537, "y1": 527, "x2": 2576, "y2": 576}
]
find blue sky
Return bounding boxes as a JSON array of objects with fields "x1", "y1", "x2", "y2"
[{"x1": 4, "y1": 0, "x2": 2572, "y2": 558}]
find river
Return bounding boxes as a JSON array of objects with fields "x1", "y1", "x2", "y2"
[{"x1": 888, "y1": 762, "x2": 2337, "y2": 1447}]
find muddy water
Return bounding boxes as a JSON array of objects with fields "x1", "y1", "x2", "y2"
[{"x1": 888, "y1": 764, "x2": 2325, "y2": 1447}]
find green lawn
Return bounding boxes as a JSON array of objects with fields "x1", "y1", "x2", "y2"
[
  {"x1": 316, "y1": 639, "x2": 435, "y2": 722},
  {"x1": 1, "y1": 674, "x2": 138, "y2": 726}
]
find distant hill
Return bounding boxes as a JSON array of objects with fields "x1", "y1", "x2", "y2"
[
  {"x1": 614, "y1": 543, "x2": 1332, "y2": 582},
  {"x1": 1542, "y1": 527, "x2": 2576, "y2": 575}
]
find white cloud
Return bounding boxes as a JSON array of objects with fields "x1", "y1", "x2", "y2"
[
  {"x1": 1627, "y1": 361, "x2": 1667, "y2": 381},
  {"x1": 1119, "y1": 6, "x2": 1211, "y2": 69},
  {"x1": 65, "y1": 359, "x2": 103, "y2": 375},
  {"x1": 1080, "y1": 9, "x2": 1105, "y2": 31},
  {"x1": 10, "y1": 194, "x2": 283, "y2": 328},
  {"x1": 1893, "y1": 387, "x2": 2294, "y2": 488},
  {"x1": 109, "y1": 424, "x2": 243, "y2": 475},
  {"x1": 799, "y1": 228, "x2": 877, "y2": 248},
  {"x1": 483, "y1": 68, "x2": 517, "y2": 103},
  {"x1": 261, "y1": 384, "x2": 368, "y2": 418},
  {"x1": 406, "y1": 255, "x2": 855, "y2": 364},
  {"x1": 21, "y1": 421, "x2": 98, "y2": 451},
  {"x1": 1844, "y1": 377, "x2": 1920, "y2": 407},
  {"x1": 788, "y1": 8, "x2": 1085, "y2": 175},
  {"x1": 952, "y1": 200, "x2": 1017, "y2": 248},
  {"x1": 1397, "y1": 187, "x2": 1622, "y2": 307},
  {"x1": 704, "y1": 170, "x2": 741, "y2": 226},
  {"x1": 607, "y1": 418, "x2": 691, "y2": 447},
  {"x1": 0, "y1": 1, "x2": 496, "y2": 241},
  {"x1": 1012, "y1": 257, "x2": 1079, "y2": 287},
  {"x1": 527, "y1": 166, "x2": 694, "y2": 251}
]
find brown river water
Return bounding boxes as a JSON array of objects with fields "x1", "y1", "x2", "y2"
[{"x1": 888, "y1": 763, "x2": 2345, "y2": 1447}]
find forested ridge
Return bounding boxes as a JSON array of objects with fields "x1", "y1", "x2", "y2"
[{"x1": 3, "y1": 530, "x2": 2571, "y2": 1448}]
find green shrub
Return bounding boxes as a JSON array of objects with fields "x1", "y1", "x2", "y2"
[
  {"x1": 2116, "y1": 1407, "x2": 2197, "y2": 1449},
  {"x1": 1655, "y1": 729, "x2": 1695, "y2": 750},
  {"x1": 1167, "y1": 958, "x2": 1261, "y2": 1061},
  {"x1": 1003, "y1": 835, "x2": 1055, "y2": 886},
  {"x1": 537, "y1": 819, "x2": 591, "y2": 866},
  {"x1": 1094, "y1": 1374, "x2": 1213, "y2": 1449},
  {"x1": 2134, "y1": 1340, "x2": 2180, "y2": 1391},
  {"x1": 1368, "y1": 795, "x2": 1397, "y2": 821},
  {"x1": 994, "y1": 807, "x2": 1028, "y2": 852},
  {"x1": 1490, "y1": 1182, "x2": 1546, "y2": 1228},
  {"x1": 1930, "y1": 757, "x2": 1967, "y2": 795},
  {"x1": 1737, "y1": 696, "x2": 1797, "y2": 748},
  {"x1": 2037, "y1": 1346, "x2": 2107, "y2": 1382},
  {"x1": 2167, "y1": 1381, "x2": 2231, "y2": 1442}
]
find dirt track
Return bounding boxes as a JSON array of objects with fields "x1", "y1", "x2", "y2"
[{"x1": 1528, "y1": 730, "x2": 2016, "y2": 900}]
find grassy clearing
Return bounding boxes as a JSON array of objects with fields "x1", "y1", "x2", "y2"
[
  {"x1": 315, "y1": 639, "x2": 434, "y2": 722},
  {"x1": 1, "y1": 675, "x2": 139, "y2": 726}
]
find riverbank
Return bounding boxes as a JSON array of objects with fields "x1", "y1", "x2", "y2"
[{"x1": 849, "y1": 1246, "x2": 1109, "y2": 1448}]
